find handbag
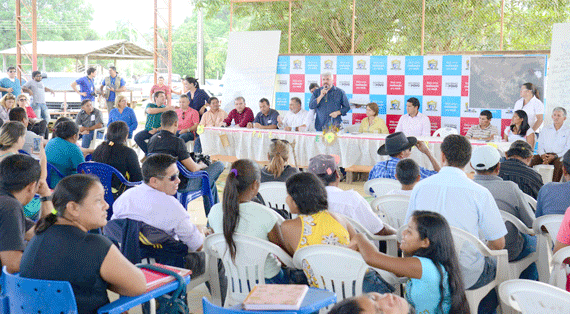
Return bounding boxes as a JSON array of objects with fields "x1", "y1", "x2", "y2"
[{"x1": 138, "y1": 264, "x2": 189, "y2": 314}]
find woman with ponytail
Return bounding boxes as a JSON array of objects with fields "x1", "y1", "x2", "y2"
[
  {"x1": 207, "y1": 159, "x2": 288, "y2": 283},
  {"x1": 260, "y1": 139, "x2": 299, "y2": 183},
  {"x1": 92, "y1": 121, "x2": 142, "y2": 197},
  {"x1": 20, "y1": 174, "x2": 146, "y2": 314},
  {"x1": 183, "y1": 76, "x2": 209, "y2": 116},
  {"x1": 515, "y1": 82, "x2": 544, "y2": 132}
]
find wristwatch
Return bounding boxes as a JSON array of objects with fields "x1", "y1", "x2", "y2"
[{"x1": 39, "y1": 195, "x2": 52, "y2": 202}]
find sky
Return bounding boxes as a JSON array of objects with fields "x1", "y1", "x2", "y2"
[{"x1": 90, "y1": 0, "x2": 194, "y2": 37}]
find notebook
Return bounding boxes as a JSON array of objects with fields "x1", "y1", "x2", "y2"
[
  {"x1": 141, "y1": 263, "x2": 192, "y2": 292},
  {"x1": 243, "y1": 284, "x2": 309, "y2": 310}
]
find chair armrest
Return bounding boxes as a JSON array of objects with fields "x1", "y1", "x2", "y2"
[
  {"x1": 500, "y1": 211, "x2": 535, "y2": 236},
  {"x1": 553, "y1": 246, "x2": 570, "y2": 265}
]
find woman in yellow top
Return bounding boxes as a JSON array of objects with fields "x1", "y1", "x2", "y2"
[
  {"x1": 281, "y1": 172, "x2": 394, "y2": 293},
  {"x1": 359, "y1": 102, "x2": 388, "y2": 134}
]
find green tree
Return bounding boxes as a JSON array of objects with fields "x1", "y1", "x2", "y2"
[{"x1": 105, "y1": 20, "x2": 137, "y2": 42}]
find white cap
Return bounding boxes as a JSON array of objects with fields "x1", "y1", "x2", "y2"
[{"x1": 471, "y1": 145, "x2": 501, "y2": 171}]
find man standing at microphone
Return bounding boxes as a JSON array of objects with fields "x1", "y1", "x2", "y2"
[{"x1": 309, "y1": 72, "x2": 350, "y2": 131}]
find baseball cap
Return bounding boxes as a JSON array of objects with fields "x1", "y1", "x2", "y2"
[
  {"x1": 308, "y1": 154, "x2": 340, "y2": 175},
  {"x1": 471, "y1": 145, "x2": 501, "y2": 171}
]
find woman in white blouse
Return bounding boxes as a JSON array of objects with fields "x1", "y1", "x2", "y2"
[
  {"x1": 514, "y1": 83, "x2": 544, "y2": 132},
  {"x1": 504, "y1": 109, "x2": 535, "y2": 148}
]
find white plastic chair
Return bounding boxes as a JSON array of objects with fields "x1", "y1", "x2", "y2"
[
  {"x1": 257, "y1": 182, "x2": 290, "y2": 216},
  {"x1": 432, "y1": 127, "x2": 459, "y2": 138},
  {"x1": 500, "y1": 211, "x2": 538, "y2": 280},
  {"x1": 292, "y1": 245, "x2": 399, "y2": 305},
  {"x1": 363, "y1": 178, "x2": 401, "y2": 197},
  {"x1": 533, "y1": 164, "x2": 555, "y2": 184},
  {"x1": 449, "y1": 226, "x2": 509, "y2": 314},
  {"x1": 343, "y1": 216, "x2": 398, "y2": 257},
  {"x1": 523, "y1": 193, "x2": 537, "y2": 214},
  {"x1": 203, "y1": 233, "x2": 294, "y2": 307},
  {"x1": 499, "y1": 279, "x2": 570, "y2": 313},
  {"x1": 370, "y1": 194, "x2": 410, "y2": 230},
  {"x1": 88, "y1": 127, "x2": 107, "y2": 149},
  {"x1": 185, "y1": 140, "x2": 195, "y2": 153},
  {"x1": 532, "y1": 214, "x2": 564, "y2": 282},
  {"x1": 549, "y1": 246, "x2": 570, "y2": 289}
]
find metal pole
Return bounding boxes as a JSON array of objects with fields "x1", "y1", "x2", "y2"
[
  {"x1": 288, "y1": 0, "x2": 292, "y2": 54},
  {"x1": 15, "y1": 0, "x2": 21, "y2": 81},
  {"x1": 197, "y1": 8, "x2": 205, "y2": 85},
  {"x1": 421, "y1": 0, "x2": 426, "y2": 55},
  {"x1": 230, "y1": 1, "x2": 234, "y2": 32},
  {"x1": 168, "y1": 0, "x2": 172, "y2": 88},
  {"x1": 32, "y1": 0, "x2": 37, "y2": 71},
  {"x1": 153, "y1": 0, "x2": 158, "y2": 85},
  {"x1": 351, "y1": 0, "x2": 356, "y2": 54},
  {"x1": 500, "y1": 0, "x2": 505, "y2": 50}
]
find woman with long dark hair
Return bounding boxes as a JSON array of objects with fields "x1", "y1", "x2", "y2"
[
  {"x1": 207, "y1": 159, "x2": 288, "y2": 283},
  {"x1": 514, "y1": 82, "x2": 544, "y2": 132},
  {"x1": 92, "y1": 121, "x2": 142, "y2": 197},
  {"x1": 20, "y1": 174, "x2": 146, "y2": 314},
  {"x1": 45, "y1": 120, "x2": 85, "y2": 185},
  {"x1": 183, "y1": 76, "x2": 210, "y2": 116},
  {"x1": 504, "y1": 109, "x2": 535, "y2": 148},
  {"x1": 350, "y1": 210, "x2": 470, "y2": 314}
]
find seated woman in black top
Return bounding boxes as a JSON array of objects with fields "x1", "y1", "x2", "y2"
[
  {"x1": 20, "y1": 174, "x2": 146, "y2": 314},
  {"x1": 260, "y1": 139, "x2": 299, "y2": 183},
  {"x1": 92, "y1": 121, "x2": 143, "y2": 197}
]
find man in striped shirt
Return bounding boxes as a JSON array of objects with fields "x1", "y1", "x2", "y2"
[{"x1": 465, "y1": 110, "x2": 499, "y2": 141}]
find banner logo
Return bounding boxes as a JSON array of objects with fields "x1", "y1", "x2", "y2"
[
  {"x1": 324, "y1": 59, "x2": 334, "y2": 70},
  {"x1": 464, "y1": 102, "x2": 476, "y2": 113},
  {"x1": 391, "y1": 59, "x2": 401, "y2": 70},
  {"x1": 465, "y1": 60, "x2": 470, "y2": 70},
  {"x1": 426, "y1": 100, "x2": 438, "y2": 111},
  {"x1": 390, "y1": 99, "x2": 401, "y2": 110},
  {"x1": 293, "y1": 59, "x2": 303, "y2": 69},
  {"x1": 427, "y1": 59, "x2": 438, "y2": 70},
  {"x1": 356, "y1": 59, "x2": 367, "y2": 70}
]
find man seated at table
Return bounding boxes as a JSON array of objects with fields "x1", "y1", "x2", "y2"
[
  {"x1": 175, "y1": 94, "x2": 199, "y2": 143},
  {"x1": 529, "y1": 107, "x2": 570, "y2": 183},
  {"x1": 75, "y1": 99, "x2": 103, "y2": 148},
  {"x1": 148, "y1": 110, "x2": 224, "y2": 214},
  {"x1": 368, "y1": 132, "x2": 440, "y2": 181},
  {"x1": 194, "y1": 97, "x2": 228, "y2": 154},
  {"x1": 465, "y1": 110, "x2": 499, "y2": 141},
  {"x1": 536, "y1": 150, "x2": 570, "y2": 217},
  {"x1": 247, "y1": 98, "x2": 279, "y2": 129},
  {"x1": 308, "y1": 154, "x2": 396, "y2": 236},
  {"x1": 134, "y1": 91, "x2": 173, "y2": 156},
  {"x1": 395, "y1": 97, "x2": 431, "y2": 137},
  {"x1": 277, "y1": 97, "x2": 308, "y2": 131},
  {"x1": 386, "y1": 159, "x2": 420, "y2": 196},
  {"x1": 222, "y1": 96, "x2": 254, "y2": 128}
]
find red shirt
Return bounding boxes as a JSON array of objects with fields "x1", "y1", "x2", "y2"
[
  {"x1": 150, "y1": 84, "x2": 172, "y2": 98},
  {"x1": 25, "y1": 107, "x2": 37, "y2": 119},
  {"x1": 223, "y1": 107, "x2": 254, "y2": 127}
]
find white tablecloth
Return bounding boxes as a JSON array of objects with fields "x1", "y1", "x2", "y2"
[{"x1": 201, "y1": 127, "x2": 511, "y2": 170}]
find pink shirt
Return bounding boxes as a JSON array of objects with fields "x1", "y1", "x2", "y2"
[
  {"x1": 395, "y1": 112, "x2": 431, "y2": 136},
  {"x1": 556, "y1": 207, "x2": 570, "y2": 246},
  {"x1": 175, "y1": 107, "x2": 199, "y2": 131},
  {"x1": 25, "y1": 107, "x2": 37, "y2": 119},
  {"x1": 150, "y1": 84, "x2": 171, "y2": 98}
]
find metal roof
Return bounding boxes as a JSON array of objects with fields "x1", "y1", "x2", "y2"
[{"x1": 0, "y1": 40, "x2": 153, "y2": 60}]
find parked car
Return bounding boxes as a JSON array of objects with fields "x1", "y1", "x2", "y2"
[{"x1": 127, "y1": 73, "x2": 184, "y2": 103}]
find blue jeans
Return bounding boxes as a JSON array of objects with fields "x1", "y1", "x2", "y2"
[
  {"x1": 362, "y1": 269, "x2": 394, "y2": 294},
  {"x1": 180, "y1": 161, "x2": 224, "y2": 215},
  {"x1": 193, "y1": 136, "x2": 203, "y2": 154},
  {"x1": 513, "y1": 233, "x2": 538, "y2": 281},
  {"x1": 80, "y1": 131, "x2": 94, "y2": 148},
  {"x1": 32, "y1": 103, "x2": 50, "y2": 122},
  {"x1": 469, "y1": 257, "x2": 498, "y2": 314},
  {"x1": 176, "y1": 131, "x2": 195, "y2": 143},
  {"x1": 134, "y1": 130, "x2": 153, "y2": 155}
]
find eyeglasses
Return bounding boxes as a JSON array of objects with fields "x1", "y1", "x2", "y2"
[
  {"x1": 271, "y1": 138, "x2": 290, "y2": 145},
  {"x1": 18, "y1": 99, "x2": 27, "y2": 102},
  {"x1": 8, "y1": 71, "x2": 15, "y2": 73},
  {"x1": 157, "y1": 172, "x2": 179, "y2": 181}
]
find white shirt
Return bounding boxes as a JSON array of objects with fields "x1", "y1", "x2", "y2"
[
  {"x1": 395, "y1": 112, "x2": 431, "y2": 137},
  {"x1": 325, "y1": 186, "x2": 384, "y2": 234},
  {"x1": 537, "y1": 123, "x2": 570, "y2": 156},
  {"x1": 112, "y1": 183, "x2": 204, "y2": 251},
  {"x1": 279, "y1": 109, "x2": 309, "y2": 130},
  {"x1": 504, "y1": 127, "x2": 534, "y2": 143},
  {"x1": 405, "y1": 167, "x2": 507, "y2": 288},
  {"x1": 386, "y1": 189, "x2": 413, "y2": 196},
  {"x1": 301, "y1": 109, "x2": 316, "y2": 132},
  {"x1": 514, "y1": 96, "x2": 544, "y2": 130}
]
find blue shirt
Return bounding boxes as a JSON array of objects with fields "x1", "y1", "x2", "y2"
[
  {"x1": 0, "y1": 77, "x2": 21, "y2": 97},
  {"x1": 45, "y1": 137, "x2": 85, "y2": 186},
  {"x1": 108, "y1": 107, "x2": 138, "y2": 138},
  {"x1": 536, "y1": 181, "x2": 570, "y2": 217},
  {"x1": 75, "y1": 76, "x2": 96, "y2": 101},
  {"x1": 368, "y1": 156, "x2": 437, "y2": 181},
  {"x1": 253, "y1": 109, "x2": 279, "y2": 126},
  {"x1": 308, "y1": 86, "x2": 350, "y2": 131},
  {"x1": 187, "y1": 89, "x2": 210, "y2": 114},
  {"x1": 405, "y1": 256, "x2": 451, "y2": 314},
  {"x1": 101, "y1": 76, "x2": 126, "y2": 102}
]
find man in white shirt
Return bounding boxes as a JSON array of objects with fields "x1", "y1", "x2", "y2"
[
  {"x1": 277, "y1": 97, "x2": 308, "y2": 131},
  {"x1": 308, "y1": 154, "x2": 395, "y2": 236},
  {"x1": 529, "y1": 107, "x2": 570, "y2": 182},
  {"x1": 405, "y1": 134, "x2": 507, "y2": 313},
  {"x1": 395, "y1": 97, "x2": 431, "y2": 137}
]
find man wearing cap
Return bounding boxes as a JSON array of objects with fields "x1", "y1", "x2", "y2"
[
  {"x1": 308, "y1": 154, "x2": 396, "y2": 236},
  {"x1": 100, "y1": 66, "x2": 126, "y2": 115},
  {"x1": 498, "y1": 140, "x2": 543, "y2": 199},
  {"x1": 308, "y1": 73, "x2": 350, "y2": 131},
  {"x1": 536, "y1": 150, "x2": 570, "y2": 217},
  {"x1": 471, "y1": 145, "x2": 537, "y2": 280},
  {"x1": 405, "y1": 135, "x2": 507, "y2": 313},
  {"x1": 368, "y1": 132, "x2": 440, "y2": 181}
]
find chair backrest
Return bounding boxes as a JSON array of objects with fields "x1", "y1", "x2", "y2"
[
  {"x1": 2, "y1": 266, "x2": 78, "y2": 314},
  {"x1": 499, "y1": 279, "x2": 570, "y2": 313},
  {"x1": 363, "y1": 178, "x2": 401, "y2": 197},
  {"x1": 202, "y1": 297, "x2": 296, "y2": 314},
  {"x1": 532, "y1": 214, "x2": 564, "y2": 244},
  {"x1": 433, "y1": 127, "x2": 459, "y2": 137},
  {"x1": 77, "y1": 161, "x2": 142, "y2": 220},
  {"x1": 46, "y1": 162, "x2": 65, "y2": 189},
  {"x1": 258, "y1": 182, "x2": 290, "y2": 215},
  {"x1": 523, "y1": 193, "x2": 537, "y2": 213},
  {"x1": 343, "y1": 215, "x2": 398, "y2": 257},
  {"x1": 370, "y1": 194, "x2": 410, "y2": 229},
  {"x1": 292, "y1": 245, "x2": 368, "y2": 302},
  {"x1": 533, "y1": 164, "x2": 555, "y2": 184},
  {"x1": 500, "y1": 210, "x2": 534, "y2": 236},
  {"x1": 176, "y1": 161, "x2": 214, "y2": 209},
  {"x1": 203, "y1": 233, "x2": 294, "y2": 307},
  {"x1": 549, "y1": 246, "x2": 570, "y2": 289},
  {"x1": 103, "y1": 218, "x2": 142, "y2": 264}
]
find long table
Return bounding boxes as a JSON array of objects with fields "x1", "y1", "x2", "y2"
[{"x1": 201, "y1": 127, "x2": 511, "y2": 176}]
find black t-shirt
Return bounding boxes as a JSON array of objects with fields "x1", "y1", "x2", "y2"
[
  {"x1": 260, "y1": 165, "x2": 299, "y2": 183},
  {"x1": 0, "y1": 189, "x2": 27, "y2": 262},
  {"x1": 20, "y1": 225, "x2": 113, "y2": 314},
  {"x1": 148, "y1": 130, "x2": 190, "y2": 161},
  {"x1": 92, "y1": 143, "x2": 143, "y2": 194}
]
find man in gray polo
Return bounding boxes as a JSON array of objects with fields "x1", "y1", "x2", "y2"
[
  {"x1": 22, "y1": 71, "x2": 54, "y2": 122},
  {"x1": 75, "y1": 99, "x2": 103, "y2": 148},
  {"x1": 247, "y1": 98, "x2": 279, "y2": 129}
]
